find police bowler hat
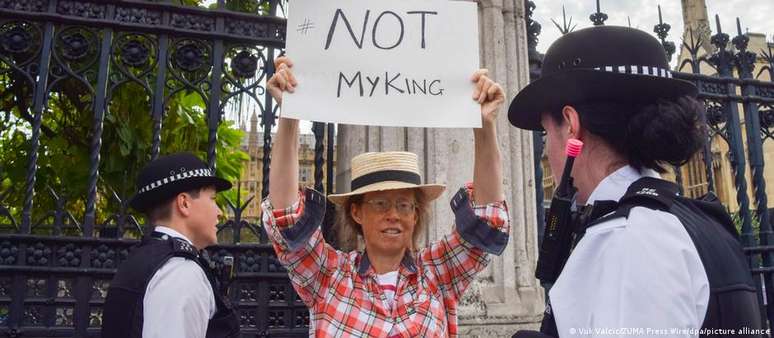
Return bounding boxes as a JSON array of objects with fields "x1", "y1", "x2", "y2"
[
  {"x1": 129, "y1": 153, "x2": 231, "y2": 212},
  {"x1": 508, "y1": 25, "x2": 698, "y2": 130}
]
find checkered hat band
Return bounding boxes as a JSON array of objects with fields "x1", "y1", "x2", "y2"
[
  {"x1": 138, "y1": 168, "x2": 213, "y2": 194},
  {"x1": 594, "y1": 65, "x2": 673, "y2": 78}
]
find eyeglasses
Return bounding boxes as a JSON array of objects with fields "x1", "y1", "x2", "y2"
[{"x1": 364, "y1": 198, "x2": 417, "y2": 216}]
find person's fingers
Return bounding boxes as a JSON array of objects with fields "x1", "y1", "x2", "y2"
[
  {"x1": 471, "y1": 69, "x2": 490, "y2": 99},
  {"x1": 277, "y1": 62, "x2": 289, "y2": 72},
  {"x1": 274, "y1": 70, "x2": 288, "y2": 90},
  {"x1": 493, "y1": 84, "x2": 505, "y2": 107},
  {"x1": 276, "y1": 62, "x2": 298, "y2": 87},
  {"x1": 287, "y1": 68, "x2": 298, "y2": 87},
  {"x1": 487, "y1": 82, "x2": 503, "y2": 100},
  {"x1": 267, "y1": 74, "x2": 279, "y2": 90},
  {"x1": 274, "y1": 56, "x2": 293, "y2": 70},
  {"x1": 470, "y1": 68, "x2": 489, "y2": 82},
  {"x1": 477, "y1": 77, "x2": 491, "y2": 103}
]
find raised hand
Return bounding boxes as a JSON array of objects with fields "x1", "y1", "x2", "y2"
[
  {"x1": 267, "y1": 56, "x2": 298, "y2": 106},
  {"x1": 471, "y1": 69, "x2": 505, "y2": 125}
]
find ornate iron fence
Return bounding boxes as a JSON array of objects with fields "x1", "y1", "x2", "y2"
[
  {"x1": 527, "y1": 0, "x2": 774, "y2": 331},
  {"x1": 0, "y1": 0, "x2": 337, "y2": 337}
]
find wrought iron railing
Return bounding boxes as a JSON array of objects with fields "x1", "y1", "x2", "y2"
[{"x1": 0, "y1": 0, "x2": 337, "y2": 337}]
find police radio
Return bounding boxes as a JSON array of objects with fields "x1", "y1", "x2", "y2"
[{"x1": 535, "y1": 138, "x2": 583, "y2": 285}]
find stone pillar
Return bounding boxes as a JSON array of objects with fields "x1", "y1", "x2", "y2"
[{"x1": 335, "y1": 0, "x2": 543, "y2": 335}]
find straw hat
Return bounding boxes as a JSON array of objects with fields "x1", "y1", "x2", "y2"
[{"x1": 327, "y1": 152, "x2": 446, "y2": 205}]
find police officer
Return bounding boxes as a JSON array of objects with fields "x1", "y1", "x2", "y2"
[
  {"x1": 509, "y1": 26, "x2": 761, "y2": 337},
  {"x1": 102, "y1": 153, "x2": 239, "y2": 338}
]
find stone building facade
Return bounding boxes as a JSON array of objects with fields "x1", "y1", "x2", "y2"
[{"x1": 236, "y1": 111, "x2": 336, "y2": 223}]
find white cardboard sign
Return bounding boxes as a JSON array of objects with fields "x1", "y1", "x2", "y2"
[{"x1": 282, "y1": 0, "x2": 481, "y2": 128}]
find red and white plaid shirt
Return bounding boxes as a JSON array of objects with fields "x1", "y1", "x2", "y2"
[{"x1": 262, "y1": 184, "x2": 510, "y2": 337}]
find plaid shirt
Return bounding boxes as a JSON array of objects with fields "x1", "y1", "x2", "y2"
[{"x1": 261, "y1": 184, "x2": 510, "y2": 337}]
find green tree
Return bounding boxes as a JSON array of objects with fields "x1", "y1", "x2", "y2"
[{"x1": 0, "y1": 0, "x2": 278, "y2": 234}]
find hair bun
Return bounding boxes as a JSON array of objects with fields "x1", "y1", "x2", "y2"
[{"x1": 624, "y1": 96, "x2": 706, "y2": 172}]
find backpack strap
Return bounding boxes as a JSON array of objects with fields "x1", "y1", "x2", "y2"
[
  {"x1": 150, "y1": 231, "x2": 200, "y2": 260},
  {"x1": 615, "y1": 177, "x2": 680, "y2": 214},
  {"x1": 585, "y1": 177, "x2": 680, "y2": 230}
]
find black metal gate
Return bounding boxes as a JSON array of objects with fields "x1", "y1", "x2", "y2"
[
  {"x1": 526, "y1": 0, "x2": 774, "y2": 331},
  {"x1": 0, "y1": 1, "x2": 337, "y2": 337}
]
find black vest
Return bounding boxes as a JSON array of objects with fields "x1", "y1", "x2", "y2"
[
  {"x1": 102, "y1": 232, "x2": 240, "y2": 338},
  {"x1": 533, "y1": 177, "x2": 763, "y2": 338}
]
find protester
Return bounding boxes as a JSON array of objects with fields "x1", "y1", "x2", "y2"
[
  {"x1": 102, "y1": 153, "x2": 239, "y2": 338},
  {"x1": 263, "y1": 56, "x2": 510, "y2": 336},
  {"x1": 509, "y1": 26, "x2": 761, "y2": 337}
]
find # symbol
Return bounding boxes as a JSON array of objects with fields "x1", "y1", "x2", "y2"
[{"x1": 297, "y1": 18, "x2": 315, "y2": 35}]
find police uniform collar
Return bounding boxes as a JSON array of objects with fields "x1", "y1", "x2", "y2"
[
  {"x1": 357, "y1": 251, "x2": 417, "y2": 277},
  {"x1": 585, "y1": 165, "x2": 660, "y2": 206},
  {"x1": 153, "y1": 226, "x2": 194, "y2": 246}
]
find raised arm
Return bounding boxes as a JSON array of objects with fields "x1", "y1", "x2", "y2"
[
  {"x1": 418, "y1": 72, "x2": 509, "y2": 302},
  {"x1": 471, "y1": 69, "x2": 505, "y2": 204},
  {"x1": 263, "y1": 57, "x2": 343, "y2": 309},
  {"x1": 268, "y1": 56, "x2": 300, "y2": 209}
]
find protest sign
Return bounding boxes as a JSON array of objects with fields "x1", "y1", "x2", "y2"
[{"x1": 282, "y1": 0, "x2": 481, "y2": 128}]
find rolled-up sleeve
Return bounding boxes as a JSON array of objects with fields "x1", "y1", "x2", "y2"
[
  {"x1": 454, "y1": 183, "x2": 510, "y2": 255},
  {"x1": 420, "y1": 184, "x2": 510, "y2": 302},
  {"x1": 262, "y1": 189, "x2": 342, "y2": 308}
]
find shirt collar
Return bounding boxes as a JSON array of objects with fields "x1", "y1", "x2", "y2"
[
  {"x1": 154, "y1": 226, "x2": 194, "y2": 245},
  {"x1": 585, "y1": 165, "x2": 661, "y2": 205},
  {"x1": 357, "y1": 250, "x2": 417, "y2": 277}
]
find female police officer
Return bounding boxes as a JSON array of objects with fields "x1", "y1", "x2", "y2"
[{"x1": 509, "y1": 26, "x2": 761, "y2": 337}]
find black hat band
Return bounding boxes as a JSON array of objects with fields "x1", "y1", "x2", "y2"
[
  {"x1": 350, "y1": 170, "x2": 421, "y2": 192},
  {"x1": 138, "y1": 168, "x2": 214, "y2": 194},
  {"x1": 593, "y1": 65, "x2": 673, "y2": 78}
]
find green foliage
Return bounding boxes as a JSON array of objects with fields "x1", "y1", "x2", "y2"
[
  {"x1": 210, "y1": 0, "x2": 273, "y2": 14},
  {"x1": 732, "y1": 209, "x2": 762, "y2": 243},
  {"x1": 0, "y1": 0, "x2": 279, "y2": 233},
  {"x1": 0, "y1": 72, "x2": 247, "y2": 231}
]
